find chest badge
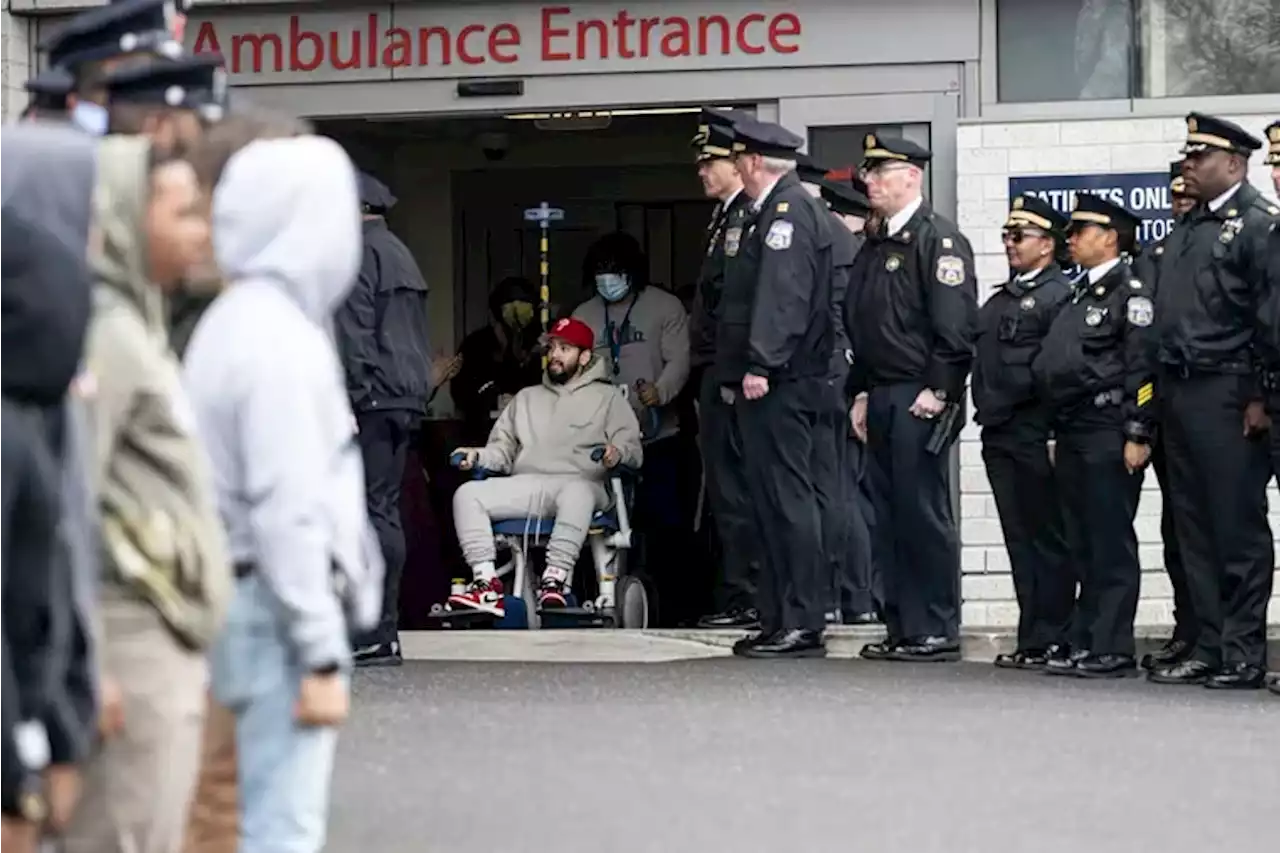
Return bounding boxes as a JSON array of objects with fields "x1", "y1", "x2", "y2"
[
  {"x1": 1019, "y1": 295, "x2": 1035, "y2": 311},
  {"x1": 885, "y1": 255, "x2": 902, "y2": 272},
  {"x1": 724, "y1": 226, "x2": 742, "y2": 257},
  {"x1": 1084, "y1": 306, "x2": 1106, "y2": 327},
  {"x1": 1220, "y1": 217, "x2": 1243, "y2": 243}
]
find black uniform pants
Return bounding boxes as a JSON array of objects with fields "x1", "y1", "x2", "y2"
[
  {"x1": 355, "y1": 409, "x2": 414, "y2": 647},
  {"x1": 1054, "y1": 410, "x2": 1142, "y2": 657},
  {"x1": 736, "y1": 378, "x2": 826, "y2": 634},
  {"x1": 699, "y1": 372, "x2": 758, "y2": 612},
  {"x1": 1163, "y1": 373, "x2": 1274, "y2": 668},
  {"x1": 1149, "y1": 435, "x2": 1195, "y2": 644},
  {"x1": 840, "y1": 437, "x2": 880, "y2": 615},
  {"x1": 634, "y1": 435, "x2": 696, "y2": 627},
  {"x1": 813, "y1": 400, "x2": 847, "y2": 614},
  {"x1": 981, "y1": 414, "x2": 1072, "y2": 652},
  {"x1": 865, "y1": 382, "x2": 960, "y2": 642},
  {"x1": 812, "y1": 389, "x2": 877, "y2": 616}
]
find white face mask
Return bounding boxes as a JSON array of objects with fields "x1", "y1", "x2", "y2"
[
  {"x1": 595, "y1": 272, "x2": 631, "y2": 302},
  {"x1": 71, "y1": 101, "x2": 109, "y2": 136}
]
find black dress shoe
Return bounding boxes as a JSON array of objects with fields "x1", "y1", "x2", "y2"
[
  {"x1": 1074, "y1": 653, "x2": 1137, "y2": 679},
  {"x1": 844, "y1": 610, "x2": 882, "y2": 626},
  {"x1": 886, "y1": 636, "x2": 961, "y2": 663},
  {"x1": 743, "y1": 628, "x2": 827, "y2": 659},
  {"x1": 698, "y1": 608, "x2": 762, "y2": 630},
  {"x1": 1140, "y1": 638, "x2": 1192, "y2": 671},
  {"x1": 732, "y1": 630, "x2": 772, "y2": 657},
  {"x1": 860, "y1": 639, "x2": 901, "y2": 660},
  {"x1": 1205, "y1": 662, "x2": 1266, "y2": 690},
  {"x1": 1148, "y1": 659, "x2": 1215, "y2": 685},
  {"x1": 354, "y1": 641, "x2": 402, "y2": 668},
  {"x1": 994, "y1": 649, "x2": 1048, "y2": 670},
  {"x1": 1044, "y1": 646, "x2": 1089, "y2": 676},
  {"x1": 1267, "y1": 675, "x2": 1280, "y2": 696}
]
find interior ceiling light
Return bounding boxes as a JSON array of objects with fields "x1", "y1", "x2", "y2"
[{"x1": 504, "y1": 106, "x2": 734, "y2": 121}]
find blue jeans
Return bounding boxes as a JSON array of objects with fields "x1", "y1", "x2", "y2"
[{"x1": 210, "y1": 574, "x2": 346, "y2": 853}]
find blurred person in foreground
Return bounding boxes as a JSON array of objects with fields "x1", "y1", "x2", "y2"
[
  {"x1": 1, "y1": 123, "x2": 100, "y2": 853},
  {"x1": 178, "y1": 106, "x2": 314, "y2": 853},
  {"x1": 184, "y1": 135, "x2": 384, "y2": 853},
  {"x1": 60, "y1": 135, "x2": 232, "y2": 853}
]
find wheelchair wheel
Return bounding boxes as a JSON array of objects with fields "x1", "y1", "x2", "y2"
[{"x1": 615, "y1": 575, "x2": 649, "y2": 629}]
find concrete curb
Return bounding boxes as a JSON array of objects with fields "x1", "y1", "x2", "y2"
[{"x1": 400, "y1": 626, "x2": 1280, "y2": 664}]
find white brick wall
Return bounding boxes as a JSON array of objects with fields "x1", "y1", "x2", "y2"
[
  {"x1": 955, "y1": 113, "x2": 1280, "y2": 626},
  {"x1": 1, "y1": 11, "x2": 34, "y2": 121}
]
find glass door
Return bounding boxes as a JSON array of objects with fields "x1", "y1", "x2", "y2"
[{"x1": 777, "y1": 92, "x2": 961, "y2": 218}]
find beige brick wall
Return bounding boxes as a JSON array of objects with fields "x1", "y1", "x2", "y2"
[
  {"x1": 1, "y1": 10, "x2": 35, "y2": 121},
  {"x1": 955, "y1": 113, "x2": 1280, "y2": 627}
]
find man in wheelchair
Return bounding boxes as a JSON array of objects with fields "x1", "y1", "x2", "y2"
[{"x1": 447, "y1": 317, "x2": 643, "y2": 616}]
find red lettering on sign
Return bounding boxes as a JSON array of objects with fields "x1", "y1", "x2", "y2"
[{"x1": 190, "y1": 7, "x2": 804, "y2": 73}]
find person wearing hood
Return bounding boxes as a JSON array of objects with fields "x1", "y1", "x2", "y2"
[
  {"x1": 447, "y1": 317, "x2": 643, "y2": 617},
  {"x1": 451, "y1": 276, "x2": 545, "y2": 442},
  {"x1": 60, "y1": 135, "x2": 231, "y2": 853},
  {"x1": 572, "y1": 232, "x2": 690, "y2": 624},
  {"x1": 334, "y1": 170, "x2": 434, "y2": 668},
  {"x1": 183, "y1": 135, "x2": 385, "y2": 853},
  {"x1": 1, "y1": 123, "x2": 100, "y2": 851}
]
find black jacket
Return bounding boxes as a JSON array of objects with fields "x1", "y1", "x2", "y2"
[
  {"x1": 714, "y1": 171, "x2": 835, "y2": 386},
  {"x1": 973, "y1": 264, "x2": 1074, "y2": 429},
  {"x1": 1153, "y1": 182, "x2": 1278, "y2": 386},
  {"x1": 2, "y1": 123, "x2": 100, "y2": 814},
  {"x1": 451, "y1": 324, "x2": 543, "y2": 441},
  {"x1": 1031, "y1": 260, "x2": 1158, "y2": 443},
  {"x1": 336, "y1": 218, "x2": 433, "y2": 415},
  {"x1": 845, "y1": 200, "x2": 978, "y2": 400},
  {"x1": 690, "y1": 189, "x2": 753, "y2": 369}
]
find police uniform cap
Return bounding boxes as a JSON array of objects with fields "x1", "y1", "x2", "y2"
[
  {"x1": 357, "y1": 171, "x2": 398, "y2": 212},
  {"x1": 1005, "y1": 193, "x2": 1067, "y2": 234},
  {"x1": 105, "y1": 53, "x2": 228, "y2": 121},
  {"x1": 1265, "y1": 120, "x2": 1280, "y2": 166},
  {"x1": 1067, "y1": 193, "x2": 1139, "y2": 234},
  {"x1": 1181, "y1": 112, "x2": 1262, "y2": 157},
  {"x1": 24, "y1": 66, "x2": 74, "y2": 98},
  {"x1": 691, "y1": 106, "x2": 752, "y2": 161},
  {"x1": 861, "y1": 133, "x2": 931, "y2": 169},
  {"x1": 729, "y1": 117, "x2": 804, "y2": 159},
  {"x1": 42, "y1": 0, "x2": 183, "y2": 70},
  {"x1": 1169, "y1": 159, "x2": 1188, "y2": 195},
  {"x1": 795, "y1": 152, "x2": 832, "y2": 185},
  {"x1": 818, "y1": 169, "x2": 871, "y2": 216}
]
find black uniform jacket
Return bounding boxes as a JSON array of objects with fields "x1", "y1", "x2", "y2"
[
  {"x1": 1255, "y1": 222, "x2": 1280, "y2": 380},
  {"x1": 845, "y1": 200, "x2": 978, "y2": 401},
  {"x1": 1031, "y1": 260, "x2": 1158, "y2": 443},
  {"x1": 972, "y1": 263, "x2": 1073, "y2": 429},
  {"x1": 690, "y1": 188, "x2": 753, "y2": 369},
  {"x1": 713, "y1": 170, "x2": 836, "y2": 386},
  {"x1": 1153, "y1": 182, "x2": 1279, "y2": 385}
]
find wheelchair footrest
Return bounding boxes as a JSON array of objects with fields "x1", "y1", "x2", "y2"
[
  {"x1": 538, "y1": 606, "x2": 614, "y2": 629},
  {"x1": 425, "y1": 596, "x2": 531, "y2": 630}
]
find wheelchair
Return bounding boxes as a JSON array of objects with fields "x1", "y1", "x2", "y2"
[{"x1": 427, "y1": 447, "x2": 651, "y2": 630}]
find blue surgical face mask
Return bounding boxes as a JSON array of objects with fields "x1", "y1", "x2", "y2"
[
  {"x1": 71, "y1": 101, "x2": 109, "y2": 136},
  {"x1": 595, "y1": 272, "x2": 630, "y2": 302}
]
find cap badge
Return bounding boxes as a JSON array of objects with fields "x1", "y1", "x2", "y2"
[
  {"x1": 865, "y1": 133, "x2": 877, "y2": 149},
  {"x1": 164, "y1": 85, "x2": 185, "y2": 107},
  {"x1": 1187, "y1": 117, "x2": 1198, "y2": 133},
  {"x1": 119, "y1": 32, "x2": 140, "y2": 52},
  {"x1": 1013, "y1": 197, "x2": 1024, "y2": 210}
]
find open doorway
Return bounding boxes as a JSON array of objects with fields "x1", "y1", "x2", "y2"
[{"x1": 314, "y1": 105, "x2": 753, "y2": 629}]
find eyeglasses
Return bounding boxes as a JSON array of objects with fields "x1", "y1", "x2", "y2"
[
  {"x1": 859, "y1": 163, "x2": 912, "y2": 181},
  {"x1": 1002, "y1": 228, "x2": 1047, "y2": 245}
]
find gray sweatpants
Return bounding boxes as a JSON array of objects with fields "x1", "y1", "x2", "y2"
[{"x1": 453, "y1": 474, "x2": 606, "y2": 575}]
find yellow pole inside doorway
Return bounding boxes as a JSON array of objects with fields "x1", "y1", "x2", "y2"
[{"x1": 523, "y1": 202, "x2": 565, "y2": 370}]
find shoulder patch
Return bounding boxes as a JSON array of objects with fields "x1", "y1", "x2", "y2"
[
  {"x1": 776, "y1": 201, "x2": 790, "y2": 213},
  {"x1": 765, "y1": 219, "x2": 794, "y2": 251},
  {"x1": 935, "y1": 255, "x2": 966, "y2": 287},
  {"x1": 1127, "y1": 295, "x2": 1153, "y2": 327},
  {"x1": 941, "y1": 237, "x2": 954, "y2": 249}
]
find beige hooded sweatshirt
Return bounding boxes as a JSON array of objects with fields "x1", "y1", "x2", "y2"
[{"x1": 84, "y1": 136, "x2": 230, "y2": 651}]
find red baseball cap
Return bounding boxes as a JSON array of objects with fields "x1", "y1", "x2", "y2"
[{"x1": 547, "y1": 317, "x2": 595, "y2": 351}]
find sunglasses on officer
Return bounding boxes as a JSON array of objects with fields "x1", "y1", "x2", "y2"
[{"x1": 1001, "y1": 226, "x2": 1049, "y2": 245}]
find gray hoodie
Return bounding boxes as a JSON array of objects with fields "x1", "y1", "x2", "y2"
[
  {"x1": 182, "y1": 136, "x2": 384, "y2": 669},
  {"x1": 477, "y1": 355, "x2": 643, "y2": 505}
]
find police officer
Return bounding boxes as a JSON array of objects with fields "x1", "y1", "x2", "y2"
[
  {"x1": 799, "y1": 164, "x2": 881, "y2": 625},
  {"x1": 845, "y1": 134, "x2": 977, "y2": 662},
  {"x1": 38, "y1": 0, "x2": 186, "y2": 137},
  {"x1": 103, "y1": 53, "x2": 229, "y2": 155},
  {"x1": 718, "y1": 117, "x2": 834, "y2": 658},
  {"x1": 975, "y1": 194, "x2": 1073, "y2": 670},
  {"x1": 20, "y1": 68, "x2": 73, "y2": 122},
  {"x1": 1033, "y1": 195, "x2": 1155, "y2": 679},
  {"x1": 690, "y1": 108, "x2": 762, "y2": 631},
  {"x1": 1258, "y1": 120, "x2": 1280, "y2": 699},
  {"x1": 1149, "y1": 114, "x2": 1276, "y2": 690},
  {"x1": 1129, "y1": 160, "x2": 1198, "y2": 672}
]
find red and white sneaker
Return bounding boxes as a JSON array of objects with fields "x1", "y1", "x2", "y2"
[
  {"x1": 447, "y1": 578, "x2": 505, "y2": 617},
  {"x1": 537, "y1": 578, "x2": 569, "y2": 609}
]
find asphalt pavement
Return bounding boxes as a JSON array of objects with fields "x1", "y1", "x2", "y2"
[{"x1": 330, "y1": 660, "x2": 1278, "y2": 853}]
